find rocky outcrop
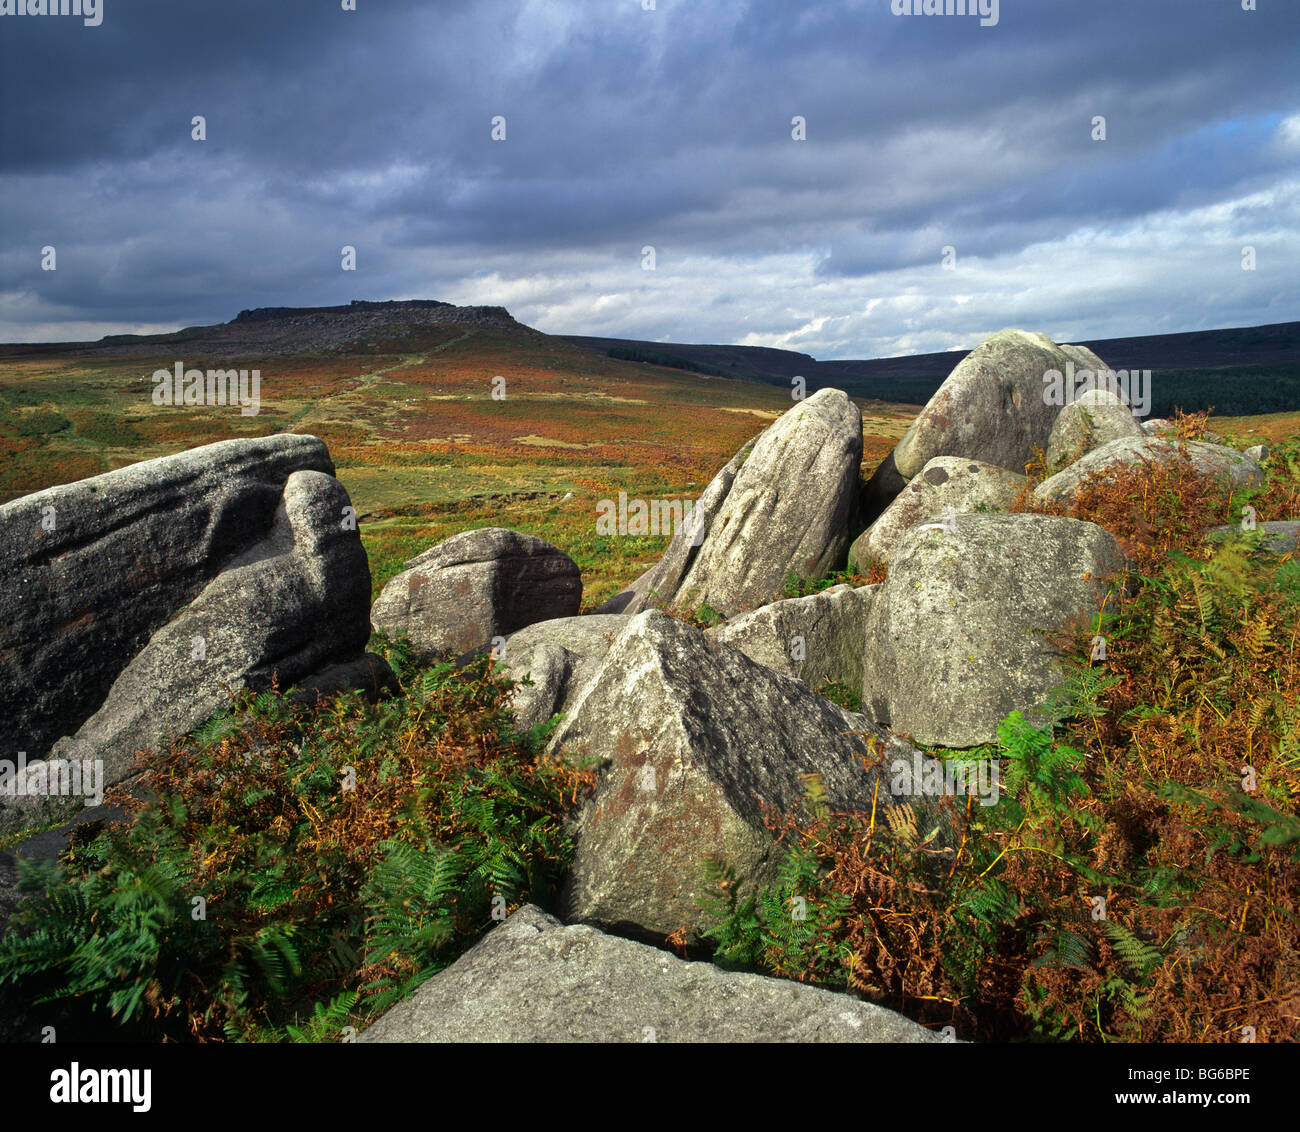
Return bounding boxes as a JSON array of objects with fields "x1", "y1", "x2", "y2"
[
  {"x1": 615, "y1": 389, "x2": 863, "y2": 618},
  {"x1": 5, "y1": 469, "x2": 373, "y2": 836},
  {"x1": 548, "y1": 611, "x2": 948, "y2": 939},
  {"x1": 893, "y1": 330, "x2": 1103, "y2": 479},
  {"x1": 848, "y1": 457, "x2": 1026, "y2": 568},
  {"x1": 359, "y1": 904, "x2": 945, "y2": 1043},
  {"x1": 707, "y1": 584, "x2": 875, "y2": 693},
  {"x1": 370, "y1": 528, "x2": 581, "y2": 658},
  {"x1": 1034, "y1": 437, "x2": 1264, "y2": 503},
  {"x1": 499, "y1": 614, "x2": 630, "y2": 731},
  {"x1": 0, "y1": 437, "x2": 371, "y2": 837},
  {"x1": 0, "y1": 434, "x2": 337, "y2": 769},
  {"x1": 860, "y1": 514, "x2": 1128, "y2": 748}
]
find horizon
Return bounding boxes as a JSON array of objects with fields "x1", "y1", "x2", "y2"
[
  {"x1": 4, "y1": 295, "x2": 1295, "y2": 367},
  {"x1": 2, "y1": 1, "x2": 1298, "y2": 357}
]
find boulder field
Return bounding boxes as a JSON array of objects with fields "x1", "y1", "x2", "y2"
[{"x1": 1, "y1": 328, "x2": 1268, "y2": 1040}]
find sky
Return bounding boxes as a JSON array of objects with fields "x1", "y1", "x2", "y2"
[{"x1": 1, "y1": 0, "x2": 1297, "y2": 359}]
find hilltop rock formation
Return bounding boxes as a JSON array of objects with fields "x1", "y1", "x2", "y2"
[
  {"x1": 371, "y1": 528, "x2": 581, "y2": 659},
  {"x1": 359, "y1": 904, "x2": 944, "y2": 1043},
  {"x1": 861, "y1": 513, "x2": 1128, "y2": 748},
  {"x1": 611, "y1": 388, "x2": 862, "y2": 618},
  {"x1": 84, "y1": 299, "x2": 535, "y2": 358}
]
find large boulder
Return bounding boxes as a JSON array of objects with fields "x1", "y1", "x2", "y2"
[
  {"x1": 0, "y1": 436, "x2": 371, "y2": 837},
  {"x1": 359, "y1": 904, "x2": 944, "y2": 1043},
  {"x1": 1044, "y1": 389, "x2": 1144, "y2": 474},
  {"x1": 0, "y1": 434, "x2": 336, "y2": 770},
  {"x1": 547, "y1": 610, "x2": 948, "y2": 939},
  {"x1": 499, "y1": 614, "x2": 630, "y2": 732},
  {"x1": 595, "y1": 442, "x2": 753, "y2": 615},
  {"x1": 1034, "y1": 437, "x2": 1264, "y2": 503},
  {"x1": 848, "y1": 457, "x2": 1026, "y2": 568},
  {"x1": 4, "y1": 470, "x2": 373, "y2": 836},
  {"x1": 707, "y1": 584, "x2": 875, "y2": 694},
  {"x1": 370, "y1": 528, "x2": 581, "y2": 658},
  {"x1": 893, "y1": 330, "x2": 1101, "y2": 479},
  {"x1": 861, "y1": 514, "x2": 1128, "y2": 748},
  {"x1": 617, "y1": 388, "x2": 863, "y2": 618},
  {"x1": 1059, "y1": 344, "x2": 1113, "y2": 374}
]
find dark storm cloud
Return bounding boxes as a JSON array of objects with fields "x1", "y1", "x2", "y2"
[{"x1": 1, "y1": 0, "x2": 1296, "y2": 353}]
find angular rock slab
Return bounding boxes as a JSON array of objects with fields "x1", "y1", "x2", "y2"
[
  {"x1": 359, "y1": 904, "x2": 943, "y2": 1043},
  {"x1": 1044, "y1": 389, "x2": 1144, "y2": 474},
  {"x1": 707, "y1": 584, "x2": 876, "y2": 693},
  {"x1": 1034, "y1": 437, "x2": 1264, "y2": 502},
  {"x1": 893, "y1": 330, "x2": 1098, "y2": 479},
  {"x1": 0, "y1": 433, "x2": 336, "y2": 768},
  {"x1": 371, "y1": 527, "x2": 581, "y2": 658},
  {"x1": 848, "y1": 457, "x2": 1027, "y2": 568},
  {"x1": 620, "y1": 388, "x2": 863, "y2": 618},
  {"x1": 499, "y1": 614, "x2": 631, "y2": 732},
  {"x1": 2, "y1": 469, "x2": 373, "y2": 837},
  {"x1": 861, "y1": 514, "x2": 1128, "y2": 748},
  {"x1": 548, "y1": 610, "x2": 944, "y2": 939}
]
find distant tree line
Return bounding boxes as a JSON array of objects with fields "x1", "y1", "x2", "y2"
[
  {"x1": 606, "y1": 346, "x2": 730, "y2": 378},
  {"x1": 835, "y1": 364, "x2": 1300, "y2": 417}
]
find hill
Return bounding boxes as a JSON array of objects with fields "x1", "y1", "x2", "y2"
[
  {"x1": 0, "y1": 300, "x2": 914, "y2": 609},
  {"x1": 563, "y1": 320, "x2": 1300, "y2": 415}
]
